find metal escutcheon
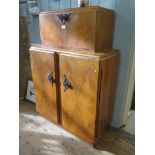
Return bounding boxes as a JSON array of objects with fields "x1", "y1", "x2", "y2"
[
  {"x1": 57, "y1": 13, "x2": 71, "y2": 25},
  {"x1": 63, "y1": 74, "x2": 72, "y2": 91},
  {"x1": 48, "y1": 72, "x2": 55, "y2": 86}
]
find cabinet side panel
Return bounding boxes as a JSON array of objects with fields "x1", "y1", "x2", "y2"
[
  {"x1": 59, "y1": 54, "x2": 99, "y2": 144},
  {"x1": 96, "y1": 53, "x2": 120, "y2": 141},
  {"x1": 95, "y1": 9, "x2": 115, "y2": 51},
  {"x1": 30, "y1": 50, "x2": 58, "y2": 123}
]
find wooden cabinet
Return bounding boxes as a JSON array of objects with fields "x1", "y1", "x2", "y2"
[
  {"x1": 59, "y1": 54, "x2": 99, "y2": 144},
  {"x1": 39, "y1": 6, "x2": 115, "y2": 53},
  {"x1": 29, "y1": 6, "x2": 119, "y2": 147},
  {"x1": 30, "y1": 45, "x2": 119, "y2": 146},
  {"x1": 30, "y1": 51, "x2": 58, "y2": 123}
]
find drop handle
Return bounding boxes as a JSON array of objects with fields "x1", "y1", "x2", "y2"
[
  {"x1": 57, "y1": 13, "x2": 71, "y2": 25},
  {"x1": 48, "y1": 72, "x2": 55, "y2": 86},
  {"x1": 63, "y1": 74, "x2": 72, "y2": 91}
]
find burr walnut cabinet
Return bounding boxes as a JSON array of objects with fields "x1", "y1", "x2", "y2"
[
  {"x1": 30, "y1": 45, "x2": 119, "y2": 146},
  {"x1": 29, "y1": 6, "x2": 119, "y2": 147},
  {"x1": 39, "y1": 6, "x2": 115, "y2": 53}
]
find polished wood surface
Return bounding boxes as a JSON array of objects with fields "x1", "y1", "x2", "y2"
[
  {"x1": 30, "y1": 43, "x2": 117, "y2": 59},
  {"x1": 95, "y1": 9, "x2": 115, "y2": 51},
  {"x1": 39, "y1": 7, "x2": 115, "y2": 53},
  {"x1": 40, "y1": 8, "x2": 95, "y2": 51},
  {"x1": 95, "y1": 52, "x2": 120, "y2": 145},
  {"x1": 59, "y1": 54, "x2": 99, "y2": 144},
  {"x1": 29, "y1": 45, "x2": 120, "y2": 146},
  {"x1": 30, "y1": 51, "x2": 58, "y2": 123}
]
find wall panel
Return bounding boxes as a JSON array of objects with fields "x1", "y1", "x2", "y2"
[
  {"x1": 49, "y1": 0, "x2": 60, "y2": 10},
  {"x1": 99, "y1": 0, "x2": 115, "y2": 10},
  {"x1": 71, "y1": 0, "x2": 78, "y2": 8},
  {"x1": 60, "y1": 0, "x2": 71, "y2": 9},
  {"x1": 40, "y1": 0, "x2": 49, "y2": 11}
]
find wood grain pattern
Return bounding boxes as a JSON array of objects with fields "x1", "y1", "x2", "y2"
[
  {"x1": 59, "y1": 54, "x2": 99, "y2": 144},
  {"x1": 29, "y1": 45, "x2": 120, "y2": 145},
  {"x1": 39, "y1": 6, "x2": 115, "y2": 53},
  {"x1": 95, "y1": 52, "x2": 120, "y2": 144},
  {"x1": 95, "y1": 8, "x2": 115, "y2": 51},
  {"x1": 40, "y1": 8, "x2": 95, "y2": 51},
  {"x1": 30, "y1": 51, "x2": 58, "y2": 123}
]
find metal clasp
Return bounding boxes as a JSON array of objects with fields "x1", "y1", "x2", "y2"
[
  {"x1": 63, "y1": 74, "x2": 72, "y2": 91},
  {"x1": 48, "y1": 72, "x2": 55, "y2": 86},
  {"x1": 57, "y1": 13, "x2": 71, "y2": 29}
]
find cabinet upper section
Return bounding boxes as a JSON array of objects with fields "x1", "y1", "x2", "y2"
[{"x1": 39, "y1": 6, "x2": 115, "y2": 53}]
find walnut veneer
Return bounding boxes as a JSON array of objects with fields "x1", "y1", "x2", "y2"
[
  {"x1": 39, "y1": 6, "x2": 115, "y2": 53},
  {"x1": 30, "y1": 45, "x2": 119, "y2": 146},
  {"x1": 29, "y1": 6, "x2": 119, "y2": 147}
]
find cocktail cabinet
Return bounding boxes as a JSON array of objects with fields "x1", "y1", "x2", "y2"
[{"x1": 29, "y1": 6, "x2": 119, "y2": 147}]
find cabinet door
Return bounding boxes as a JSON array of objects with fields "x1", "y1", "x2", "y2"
[
  {"x1": 40, "y1": 9, "x2": 95, "y2": 51},
  {"x1": 30, "y1": 51, "x2": 58, "y2": 123},
  {"x1": 59, "y1": 54, "x2": 99, "y2": 144}
]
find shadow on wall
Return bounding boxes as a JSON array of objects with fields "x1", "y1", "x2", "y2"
[{"x1": 19, "y1": 17, "x2": 32, "y2": 98}]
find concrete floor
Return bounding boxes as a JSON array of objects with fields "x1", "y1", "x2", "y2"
[{"x1": 19, "y1": 99, "x2": 135, "y2": 155}]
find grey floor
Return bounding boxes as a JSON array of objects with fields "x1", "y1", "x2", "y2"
[{"x1": 19, "y1": 99, "x2": 135, "y2": 155}]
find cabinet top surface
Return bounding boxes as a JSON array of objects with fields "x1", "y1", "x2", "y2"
[
  {"x1": 30, "y1": 44, "x2": 119, "y2": 60},
  {"x1": 39, "y1": 6, "x2": 114, "y2": 15}
]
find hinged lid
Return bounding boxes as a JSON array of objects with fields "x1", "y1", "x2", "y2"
[{"x1": 39, "y1": 6, "x2": 115, "y2": 53}]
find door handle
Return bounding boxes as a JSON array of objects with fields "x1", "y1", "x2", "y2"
[
  {"x1": 57, "y1": 13, "x2": 71, "y2": 25},
  {"x1": 57, "y1": 13, "x2": 71, "y2": 29},
  {"x1": 48, "y1": 72, "x2": 55, "y2": 86},
  {"x1": 63, "y1": 74, "x2": 72, "y2": 91}
]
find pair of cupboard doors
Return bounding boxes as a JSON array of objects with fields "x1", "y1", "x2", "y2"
[{"x1": 30, "y1": 45, "x2": 119, "y2": 146}]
